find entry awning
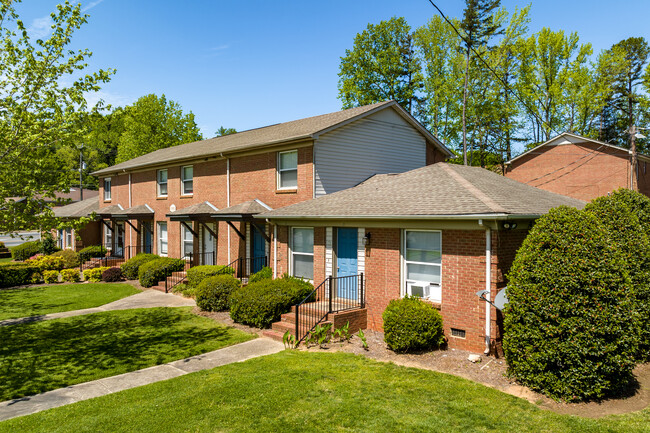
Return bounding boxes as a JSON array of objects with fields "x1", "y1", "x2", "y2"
[
  {"x1": 166, "y1": 201, "x2": 219, "y2": 221},
  {"x1": 211, "y1": 199, "x2": 272, "y2": 222},
  {"x1": 99, "y1": 204, "x2": 154, "y2": 220}
]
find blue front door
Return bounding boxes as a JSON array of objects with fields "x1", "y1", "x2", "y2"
[
  {"x1": 251, "y1": 225, "x2": 266, "y2": 273},
  {"x1": 143, "y1": 222, "x2": 153, "y2": 254},
  {"x1": 336, "y1": 228, "x2": 358, "y2": 300}
]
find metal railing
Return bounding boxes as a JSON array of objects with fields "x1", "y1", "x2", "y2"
[
  {"x1": 195, "y1": 251, "x2": 217, "y2": 266},
  {"x1": 226, "y1": 256, "x2": 268, "y2": 279},
  {"x1": 165, "y1": 254, "x2": 193, "y2": 293},
  {"x1": 294, "y1": 273, "x2": 364, "y2": 345},
  {"x1": 124, "y1": 245, "x2": 153, "y2": 260}
]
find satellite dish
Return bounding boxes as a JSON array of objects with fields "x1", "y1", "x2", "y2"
[{"x1": 493, "y1": 288, "x2": 509, "y2": 311}]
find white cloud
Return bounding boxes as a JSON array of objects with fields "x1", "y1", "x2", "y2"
[
  {"x1": 84, "y1": 90, "x2": 134, "y2": 110},
  {"x1": 28, "y1": 16, "x2": 53, "y2": 40},
  {"x1": 81, "y1": 0, "x2": 106, "y2": 13}
]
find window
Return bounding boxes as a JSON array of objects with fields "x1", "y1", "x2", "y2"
[
  {"x1": 291, "y1": 227, "x2": 313, "y2": 280},
  {"x1": 181, "y1": 224, "x2": 194, "y2": 259},
  {"x1": 65, "y1": 228, "x2": 73, "y2": 249},
  {"x1": 181, "y1": 166, "x2": 193, "y2": 195},
  {"x1": 58, "y1": 229, "x2": 64, "y2": 249},
  {"x1": 104, "y1": 224, "x2": 112, "y2": 250},
  {"x1": 103, "y1": 178, "x2": 111, "y2": 201},
  {"x1": 157, "y1": 169, "x2": 168, "y2": 196},
  {"x1": 403, "y1": 230, "x2": 442, "y2": 302},
  {"x1": 277, "y1": 150, "x2": 298, "y2": 189},
  {"x1": 158, "y1": 222, "x2": 168, "y2": 256}
]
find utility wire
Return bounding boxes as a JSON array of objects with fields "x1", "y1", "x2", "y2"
[
  {"x1": 425, "y1": 0, "x2": 564, "y2": 139},
  {"x1": 532, "y1": 145, "x2": 607, "y2": 188}
]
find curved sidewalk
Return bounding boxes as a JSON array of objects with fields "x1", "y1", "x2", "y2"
[
  {"x1": 0, "y1": 338, "x2": 284, "y2": 421},
  {"x1": 0, "y1": 290, "x2": 196, "y2": 327}
]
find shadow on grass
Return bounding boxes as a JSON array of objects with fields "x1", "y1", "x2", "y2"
[{"x1": 0, "y1": 308, "x2": 248, "y2": 401}]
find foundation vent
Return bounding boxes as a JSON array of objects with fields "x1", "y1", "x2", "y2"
[{"x1": 450, "y1": 328, "x2": 466, "y2": 339}]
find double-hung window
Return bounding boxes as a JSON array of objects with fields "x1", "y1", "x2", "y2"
[
  {"x1": 181, "y1": 166, "x2": 193, "y2": 195},
  {"x1": 104, "y1": 224, "x2": 112, "y2": 251},
  {"x1": 158, "y1": 222, "x2": 168, "y2": 256},
  {"x1": 181, "y1": 224, "x2": 194, "y2": 259},
  {"x1": 277, "y1": 150, "x2": 298, "y2": 189},
  {"x1": 403, "y1": 230, "x2": 442, "y2": 302},
  {"x1": 65, "y1": 228, "x2": 73, "y2": 249},
  {"x1": 157, "y1": 169, "x2": 168, "y2": 197},
  {"x1": 291, "y1": 227, "x2": 313, "y2": 280},
  {"x1": 103, "y1": 178, "x2": 111, "y2": 201}
]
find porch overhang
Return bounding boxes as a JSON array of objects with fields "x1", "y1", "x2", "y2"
[
  {"x1": 166, "y1": 201, "x2": 219, "y2": 221},
  {"x1": 210, "y1": 199, "x2": 273, "y2": 222},
  {"x1": 100, "y1": 204, "x2": 154, "y2": 221}
]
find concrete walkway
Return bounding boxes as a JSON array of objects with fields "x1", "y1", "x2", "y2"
[
  {"x1": 0, "y1": 290, "x2": 196, "y2": 327},
  {"x1": 0, "y1": 338, "x2": 284, "y2": 421}
]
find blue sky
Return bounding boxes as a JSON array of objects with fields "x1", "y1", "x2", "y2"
[{"x1": 17, "y1": 1, "x2": 650, "y2": 139}]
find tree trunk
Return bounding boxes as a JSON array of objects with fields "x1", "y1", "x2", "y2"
[{"x1": 463, "y1": 46, "x2": 470, "y2": 166}]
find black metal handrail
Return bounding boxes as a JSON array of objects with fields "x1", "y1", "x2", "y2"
[
  {"x1": 226, "y1": 256, "x2": 268, "y2": 279},
  {"x1": 294, "y1": 273, "x2": 364, "y2": 345},
  {"x1": 124, "y1": 245, "x2": 153, "y2": 260},
  {"x1": 195, "y1": 251, "x2": 217, "y2": 266},
  {"x1": 165, "y1": 255, "x2": 193, "y2": 293}
]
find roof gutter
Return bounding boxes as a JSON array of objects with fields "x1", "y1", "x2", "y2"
[{"x1": 256, "y1": 213, "x2": 540, "y2": 221}]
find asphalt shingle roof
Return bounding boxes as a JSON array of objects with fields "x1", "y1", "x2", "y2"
[
  {"x1": 259, "y1": 163, "x2": 585, "y2": 219},
  {"x1": 167, "y1": 201, "x2": 219, "y2": 217},
  {"x1": 212, "y1": 200, "x2": 272, "y2": 216},
  {"x1": 53, "y1": 196, "x2": 99, "y2": 218}
]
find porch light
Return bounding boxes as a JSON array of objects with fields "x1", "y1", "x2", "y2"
[
  {"x1": 362, "y1": 232, "x2": 371, "y2": 246},
  {"x1": 502, "y1": 222, "x2": 517, "y2": 230}
]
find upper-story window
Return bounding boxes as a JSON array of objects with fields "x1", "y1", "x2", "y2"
[
  {"x1": 103, "y1": 178, "x2": 111, "y2": 201},
  {"x1": 157, "y1": 169, "x2": 168, "y2": 197},
  {"x1": 277, "y1": 150, "x2": 298, "y2": 190},
  {"x1": 181, "y1": 166, "x2": 193, "y2": 195}
]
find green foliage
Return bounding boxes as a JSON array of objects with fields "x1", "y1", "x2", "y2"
[
  {"x1": 358, "y1": 329, "x2": 369, "y2": 350},
  {"x1": 78, "y1": 245, "x2": 107, "y2": 263},
  {"x1": 115, "y1": 94, "x2": 202, "y2": 163},
  {"x1": 195, "y1": 275, "x2": 241, "y2": 312},
  {"x1": 0, "y1": 263, "x2": 41, "y2": 288},
  {"x1": 11, "y1": 241, "x2": 41, "y2": 261},
  {"x1": 383, "y1": 296, "x2": 444, "y2": 353},
  {"x1": 83, "y1": 266, "x2": 110, "y2": 283},
  {"x1": 307, "y1": 323, "x2": 332, "y2": 348},
  {"x1": 215, "y1": 126, "x2": 237, "y2": 136},
  {"x1": 282, "y1": 330, "x2": 297, "y2": 349},
  {"x1": 120, "y1": 253, "x2": 160, "y2": 280},
  {"x1": 102, "y1": 267, "x2": 124, "y2": 282},
  {"x1": 27, "y1": 255, "x2": 66, "y2": 271},
  {"x1": 39, "y1": 233, "x2": 59, "y2": 255},
  {"x1": 0, "y1": 241, "x2": 5, "y2": 248},
  {"x1": 52, "y1": 249, "x2": 80, "y2": 268},
  {"x1": 186, "y1": 265, "x2": 235, "y2": 288},
  {"x1": 332, "y1": 322, "x2": 352, "y2": 343},
  {"x1": 229, "y1": 275, "x2": 314, "y2": 328},
  {"x1": 43, "y1": 270, "x2": 60, "y2": 284},
  {"x1": 504, "y1": 206, "x2": 640, "y2": 402},
  {"x1": 60, "y1": 268, "x2": 80, "y2": 283},
  {"x1": 138, "y1": 258, "x2": 185, "y2": 288},
  {"x1": 248, "y1": 266, "x2": 272, "y2": 284}
]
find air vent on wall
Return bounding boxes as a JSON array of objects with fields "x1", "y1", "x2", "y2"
[{"x1": 450, "y1": 328, "x2": 466, "y2": 339}]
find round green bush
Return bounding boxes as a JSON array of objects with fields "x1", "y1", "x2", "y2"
[
  {"x1": 382, "y1": 296, "x2": 444, "y2": 353},
  {"x1": 43, "y1": 270, "x2": 60, "y2": 284},
  {"x1": 504, "y1": 206, "x2": 640, "y2": 402},
  {"x1": 229, "y1": 275, "x2": 314, "y2": 328},
  {"x1": 121, "y1": 253, "x2": 160, "y2": 280},
  {"x1": 195, "y1": 275, "x2": 241, "y2": 311},
  {"x1": 138, "y1": 258, "x2": 185, "y2": 288},
  {"x1": 102, "y1": 267, "x2": 124, "y2": 282},
  {"x1": 52, "y1": 249, "x2": 80, "y2": 268},
  {"x1": 248, "y1": 266, "x2": 272, "y2": 284},
  {"x1": 186, "y1": 265, "x2": 235, "y2": 288},
  {"x1": 11, "y1": 241, "x2": 41, "y2": 261},
  {"x1": 60, "y1": 268, "x2": 80, "y2": 283}
]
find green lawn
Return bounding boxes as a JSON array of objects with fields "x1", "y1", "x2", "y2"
[
  {"x1": 1, "y1": 351, "x2": 647, "y2": 433},
  {"x1": 0, "y1": 283, "x2": 140, "y2": 320},
  {"x1": 0, "y1": 307, "x2": 254, "y2": 401},
  {"x1": 0, "y1": 258, "x2": 12, "y2": 264}
]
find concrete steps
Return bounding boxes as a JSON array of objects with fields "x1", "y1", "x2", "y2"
[{"x1": 151, "y1": 272, "x2": 187, "y2": 293}]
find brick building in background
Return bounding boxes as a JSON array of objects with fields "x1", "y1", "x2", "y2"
[{"x1": 505, "y1": 132, "x2": 650, "y2": 201}]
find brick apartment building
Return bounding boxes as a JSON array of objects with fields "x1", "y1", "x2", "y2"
[{"x1": 505, "y1": 132, "x2": 650, "y2": 201}]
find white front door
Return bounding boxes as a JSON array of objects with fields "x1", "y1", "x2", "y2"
[{"x1": 202, "y1": 224, "x2": 215, "y2": 265}]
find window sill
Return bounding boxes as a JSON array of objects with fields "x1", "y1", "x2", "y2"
[
  {"x1": 156, "y1": 196, "x2": 168, "y2": 200},
  {"x1": 180, "y1": 194, "x2": 194, "y2": 199},
  {"x1": 276, "y1": 189, "x2": 297, "y2": 194},
  {"x1": 103, "y1": 200, "x2": 112, "y2": 203}
]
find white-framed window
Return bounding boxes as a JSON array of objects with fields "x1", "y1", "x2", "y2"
[
  {"x1": 181, "y1": 165, "x2": 193, "y2": 195},
  {"x1": 58, "y1": 229, "x2": 64, "y2": 249},
  {"x1": 158, "y1": 222, "x2": 168, "y2": 256},
  {"x1": 181, "y1": 224, "x2": 194, "y2": 259},
  {"x1": 291, "y1": 227, "x2": 313, "y2": 280},
  {"x1": 277, "y1": 150, "x2": 298, "y2": 189},
  {"x1": 104, "y1": 224, "x2": 112, "y2": 250},
  {"x1": 403, "y1": 230, "x2": 442, "y2": 302},
  {"x1": 157, "y1": 169, "x2": 168, "y2": 197},
  {"x1": 65, "y1": 228, "x2": 73, "y2": 249},
  {"x1": 103, "y1": 178, "x2": 111, "y2": 201}
]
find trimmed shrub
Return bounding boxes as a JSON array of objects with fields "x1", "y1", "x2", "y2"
[
  {"x1": 249, "y1": 266, "x2": 272, "y2": 284},
  {"x1": 121, "y1": 253, "x2": 160, "y2": 280},
  {"x1": 230, "y1": 275, "x2": 314, "y2": 328},
  {"x1": 504, "y1": 206, "x2": 639, "y2": 402},
  {"x1": 11, "y1": 241, "x2": 40, "y2": 261},
  {"x1": 0, "y1": 263, "x2": 40, "y2": 288},
  {"x1": 39, "y1": 233, "x2": 59, "y2": 255},
  {"x1": 78, "y1": 245, "x2": 107, "y2": 263},
  {"x1": 584, "y1": 189, "x2": 650, "y2": 362},
  {"x1": 52, "y1": 249, "x2": 80, "y2": 268},
  {"x1": 60, "y1": 268, "x2": 80, "y2": 283},
  {"x1": 102, "y1": 267, "x2": 124, "y2": 282},
  {"x1": 43, "y1": 270, "x2": 60, "y2": 284},
  {"x1": 196, "y1": 274, "x2": 241, "y2": 311},
  {"x1": 26, "y1": 255, "x2": 65, "y2": 271},
  {"x1": 138, "y1": 258, "x2": 186, "y2": 288},
  {"x1": 83, "y1": 266, "x2": 110, "y2": 282},
  {"x1": 186, "y1": 265, "x2": 235, "y2": 288},
  {"x1": 383, "y1": 296, "x2": 444, "y2": 353}
]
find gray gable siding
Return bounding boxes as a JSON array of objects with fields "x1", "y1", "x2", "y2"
[{"x1": 314, "y1": 108, "x2": 426, "y2": 197}]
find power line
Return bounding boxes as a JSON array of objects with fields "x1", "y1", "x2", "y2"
[
  {"x1": 425, "y1": 0, "x2": 564, "y2": 139},
  {"x1": 532, "y1": 145, "x2": 607, "y2": 188}
]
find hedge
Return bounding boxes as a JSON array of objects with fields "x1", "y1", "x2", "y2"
[
  {"x1": 83, "y1": 267, "x2": 110, "y2": 283},
  {"x1": 121, "y1": 254, "x2": 159, "y2": 280},
  {"x1": 43, "y1": 270, "x2": 59, "y2": 284},
  {"x1": 11, "y1": 241, "x2": 40, "y2": 261},
  {"x1": 383, "y1": 296, "x2": 444, "y2": 353},
  {"x1": 52, "y1": 249, "x2": 80, "y2": 268},
  {"x1": 504, "y1": 206, "x2": 640, "y2": 402},
  {"x1": 195, "y1": 274, "x2": 241, "y2": 311},
  {"x1": 27, "y1": 255, "x2": 65, "y2": 271},
  {"x1": 229, "y1": 274, "x2": 313, "y2": 328},
  {"x1": 60, "y1": 268, "x2": 80, "y2": 283},
  {"x1": 248, "y1": 266, "x2": 272, "y2": 284},
  {"x1": 186, "y1": 265, "x2": 235, "y2": 288},
  {"x1": 138, "y1": 258, "x2": 186, "y2": 288},
  {"x1": 0, "y1": 263, "x2": 40, "y2": 288},
  {"x1": 78, "y1": 245, "x2": 107, "y2": 263}
]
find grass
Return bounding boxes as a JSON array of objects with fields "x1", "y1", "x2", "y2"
[
  {"x1": 0, "y1": 257, "x2": 12, "y2": 263},
  {"x1": 0, "y1": 283, "x2": 140, "y2": 320},
  {"x1": 0, "y1": 351, "x2": 647, "y2": 433},
  {"x1": 0, "y1": 307, "x2": 254, "y2": 401}
]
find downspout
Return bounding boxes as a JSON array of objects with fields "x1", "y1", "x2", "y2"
[
  {"x1": 128, "y1": 173, "x2": 132, "y2": 248},
  {"x1": 273, "y1": 223, "x2": 277, "y2": 279},
  {"x1": 484, "y1": 226, "x2": 492, "y2": 355},
  {"x1": 226, "y1": 157, "x2": 231, "y2": 264}
]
